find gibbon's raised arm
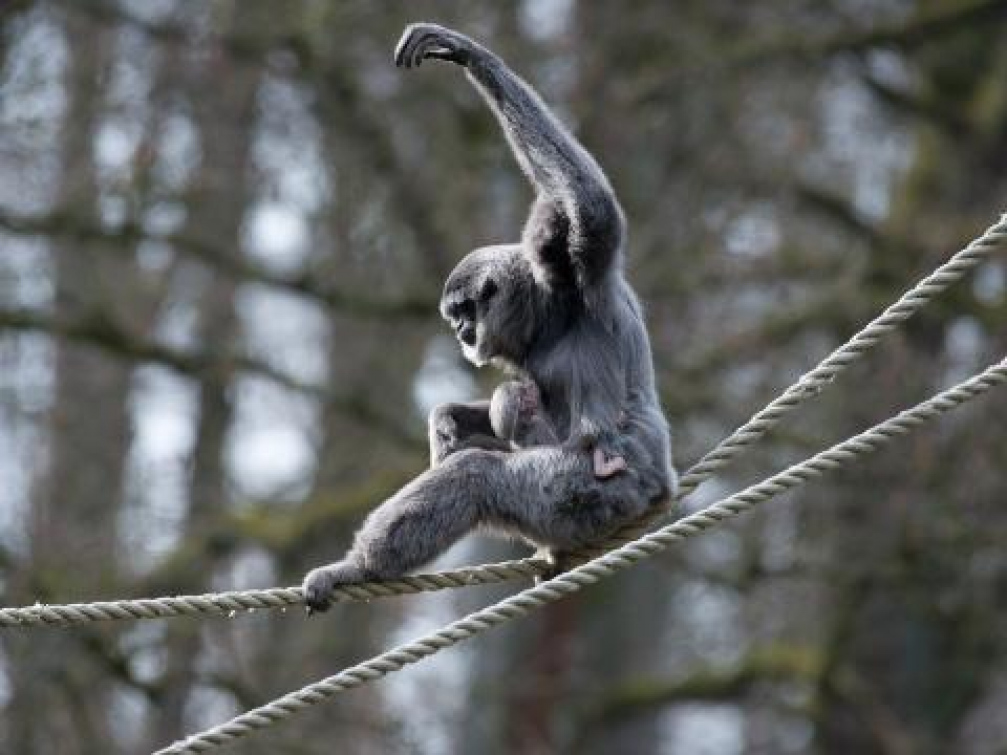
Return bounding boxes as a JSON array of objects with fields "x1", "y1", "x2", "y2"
[{"x1": 395, "y1": 23, "x2": 625, "y2": 291}]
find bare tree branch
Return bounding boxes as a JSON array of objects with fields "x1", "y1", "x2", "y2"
[
  {"x1": 0, "y1": 207, "x2": 433, "y2": 318},
  {"x1": 637, "y1": 0, "x2": 1007, "y2": 101}
]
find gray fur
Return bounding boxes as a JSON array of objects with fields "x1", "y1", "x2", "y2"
[{"x1": 302, "y1": 24, "x2": 676, "y2": 611}]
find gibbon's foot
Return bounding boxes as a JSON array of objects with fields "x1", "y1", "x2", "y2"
[
  {"x1": 394, "y1": 23, "x2": 474, "y2": 69},
  {"x1": 533, "y1": 547, "x2": 565, "y2": 584},
  {"x1": 593, "y1": 446, "x2": 628, "y2": 479},
  {"x1": 302, "y1": 561, "x2": 365, "y2": 614}
]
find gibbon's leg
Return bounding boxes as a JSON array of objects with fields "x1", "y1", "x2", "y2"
[
  {"x1": 303, "y1": 448, "x2": 506, "y2": 611},
  {"x1": 302, "y1": 445, "x2": 655, "y2": 611},
  {"x1": 427, "y1": 400, "x2": 510, "y2": 467}
]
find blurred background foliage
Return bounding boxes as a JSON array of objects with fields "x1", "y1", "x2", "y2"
[{"x1": 0, "y1": 1, "x2": 1005, "y2": 753}]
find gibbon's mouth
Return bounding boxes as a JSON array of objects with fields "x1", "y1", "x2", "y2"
[{"x1": 455, "y1": 321, "x2": 476, "y2": 347}]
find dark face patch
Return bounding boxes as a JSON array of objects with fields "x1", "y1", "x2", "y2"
[
  {"x1": 440, "y1": 249, "x2": 498, "y2": 356},
  {"x1": 439, "y1": 244, "x2": 535, "y2": 366}
]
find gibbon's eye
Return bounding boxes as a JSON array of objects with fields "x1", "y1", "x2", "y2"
[{"x1": 480, "y1": 278, "x2": 498, "y2": 301}]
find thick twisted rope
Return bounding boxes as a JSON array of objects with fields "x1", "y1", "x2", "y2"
[
  {"x1": 0, "y1": 559, "x2": 548, "y2": 629},
  {"x1": 2, "y1": 213, "x2": 1004, "y2": 630},
  {"x1": 678, "y1": 213, "x2": 1007, "y2": 494},
  {"x1": 158, "y1": 357, "x2": 1007, "y2": 754}
]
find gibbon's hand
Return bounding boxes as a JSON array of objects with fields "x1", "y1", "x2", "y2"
[{"x1": 394, "y1": 23, "x2": 479, "y2": 69}]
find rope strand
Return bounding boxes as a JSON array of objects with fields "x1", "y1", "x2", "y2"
[{"x1": 0, "y1": 559, "x2": 547, "y2": 629}]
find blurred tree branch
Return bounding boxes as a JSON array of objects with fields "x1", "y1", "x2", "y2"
[
  {"x1": 859, "y1": 72, "x2": 974, "y2": 138},
  {"x1": 637, "y1": 0, "x2": 1007, "y2": 102},
  {"x1": 674, "y1": 283, "x2": 857, "y2": 380},
  {"x1": 137, "y1": 466, "x2": 419, "y2": 595},
  {"x1": 593, "y1": 644, "x2": 824, "y2": 722},
  {"x1": 0, "y1": 304, "x2": 316, "y2": 394},
  {"x1": 0, "y1": 304, "x2": 414, "y2": 442},
  {"x1": 0, "y1": 207, "x2": 433, "y2": 318},
  {"x1": 67, "y1": 0, "x2": 456, "y2": 285},
  {"x1": 78, "y1": 631, "x2": 160, "y2": 702},
  {"x1": 297, "y1": 43, "x2": 458, "y2": 282},
  {"x1": 729, "y1": 0, "x2": 1007, "y2": 64}
]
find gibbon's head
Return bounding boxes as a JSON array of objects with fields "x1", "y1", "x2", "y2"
[{"x1": 440, "y1": 244, "x2": 539, "y2": 368}]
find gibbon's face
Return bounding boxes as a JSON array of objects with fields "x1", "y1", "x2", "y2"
[
  {"x1": 440, "y1": 246, "x2": 518, "y2": 367},
  {"x1": 441, "y1": 269, "x2": 498, "y2": 367}
]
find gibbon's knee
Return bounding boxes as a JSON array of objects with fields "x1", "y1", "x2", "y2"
[
  {"x1": 351, "y1": 447, "x2": 506, "y2": 578},
  {"x1": 436, "y1": 446, "x2": 506, "y2": 491}
]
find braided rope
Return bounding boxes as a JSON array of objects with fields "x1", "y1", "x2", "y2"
[
  {"x1": 677, "y1": 213, "x2": 1007, "y2": 495},
  {"x1": 1, "y1": 213, "x2": 1004, "y2": 630},
  {"x1": 158, "y1": 358, "x2": 1007, "y2": 754},
  {"x1": 0, "y1": 559, "x2": 548, "y2": 629}
]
